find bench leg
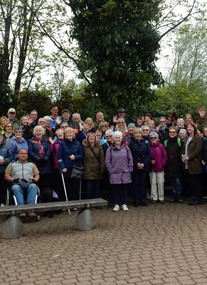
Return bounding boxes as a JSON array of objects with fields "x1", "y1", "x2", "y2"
[
  {"x1": 2, "y1": 216, "x2": 24, "y2": 239},
  {"x1": 76, "y1": 208, "x2": 95, "y2": 231}
]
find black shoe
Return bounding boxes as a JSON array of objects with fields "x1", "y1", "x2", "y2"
[
  {"x1": 188, "y1": 199, "x2": 201, "y2": 206},
  {"x1": 141, "y1": 200, "x2": 148, "y2": 206},
  {"x1": 159, "y1": 200, "x2": 165, "y2": 204},
  {"x1": 151, "y1": 200, "x2": 157, "y2": 204}
]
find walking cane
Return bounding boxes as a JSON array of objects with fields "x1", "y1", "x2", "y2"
[{"x1": 60, "y1": 171, "x2": 71, "y2": 215}]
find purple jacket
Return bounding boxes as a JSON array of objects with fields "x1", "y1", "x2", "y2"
[
  {"x1": 150, "y1": 142, "x2": 167, "y2": 172},
  {"x1": 105, "y1": 144, "x2": 133, "y2": 184}
]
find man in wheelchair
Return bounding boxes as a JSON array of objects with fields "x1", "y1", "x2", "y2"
[{"x1": 4, "y1": 148, "x2": 40, "y2": 217}]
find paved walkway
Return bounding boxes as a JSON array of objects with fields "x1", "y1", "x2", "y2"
[{"x1": 1, "y1": 202, "x2": 207, "y2": 285}]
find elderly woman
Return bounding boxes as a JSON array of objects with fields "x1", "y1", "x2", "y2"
[
  {"x1": 9, "y1": 128, "x2": 28, "y2": 161},
  {"x1": 105, "y1": 131, "x2": 133, "y2": 211},
  {"x1": 58, "y1": 127, "x2": 83, "y2": 200},
  {"x1": 129, "y1": 128, "x2": 151, "y2": 207},
  {"x1": 0, "y1": 134, "x2": 13, "y2": 206},
  {"x1": 164, "y1": 127, "x2": 183, "y2": 202},
  {"x1": 3, "y1": 122, "x2": 14, "y2": 146},
  {"x1": 149, "y1": 132, "x2": 167, "y2": 203},
  {"x1": 0, "y1": 116, "x2": 8, "y2": 135},
  {"x1": 28, "y1": 125, "x2": 52, "y2": 195},
  {"x1": 181, "y1": 123, "x2": 203, "y2": 205},
  {"x1": 82, "y1": 132, "x2": 105, "y2": 199}
]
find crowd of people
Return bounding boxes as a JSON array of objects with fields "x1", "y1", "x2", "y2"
[{"x1": 0, "y1": 105, "x2": 207, "y2": 214}]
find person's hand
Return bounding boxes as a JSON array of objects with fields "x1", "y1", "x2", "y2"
[
  {"x1": 13, "y1": 178, "x2": 20, "y2": 183},
  {"x1": 48, "y1": 137, "x2": 54, "y2": 144},
  {"x1": 202, "y1": 160, "x2": 206, "y2": 166},
  {"x1": 62, "y1": 168, "x2": 67, "y2": 173},
  {"x1": 69, "y1": 154, "x2": 75, "y2": 160},
  {"x1": 29, "y1": 178, "x2": 36, "y2": 183}
]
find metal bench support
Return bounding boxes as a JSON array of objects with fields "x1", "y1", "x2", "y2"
[
  {"x1": 2, "y1": 216, "x2": 23, "y2": 239},
  {"x1": 76, "y1": 209, "x2": 95, "y2": 231}
]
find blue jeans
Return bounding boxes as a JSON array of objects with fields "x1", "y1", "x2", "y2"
[
  {"x1": 171, "y1": 177, "x2": 183, "y2": 194},
  {"x1": 84, "y1": 180, "x2": 101, "y2": 199},
  {"x1": 11, "y1": 183, "x2": 38, "y2": 205}
]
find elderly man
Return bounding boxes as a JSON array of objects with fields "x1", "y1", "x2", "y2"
[
  {"x1": 7, "y1": 108, "x2": 20, "y2": 130},
  {"x1": 5, "y1": 149, "x2": 40, "y2": 213}
]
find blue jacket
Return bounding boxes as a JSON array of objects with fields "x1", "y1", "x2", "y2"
[
  {"x1": 9, "y1": 136, "x2": 28, "y2": 161},
  {"x1": 0, "y1": 143, "x2": 13, "y2": 173},
  {"x1": 28, "y1": 137, "x2": 52, "y2": 174},
  {"x1": 58, "y1": 139, "x2": 83, "y2": 177},
  {"x1": 128, "y1": 139, "x2": 151, "y2": 172}
]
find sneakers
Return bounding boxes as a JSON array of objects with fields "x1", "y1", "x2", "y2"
[
  {"x1": 121, "y1": 204, "x2": 128, "y2": 211},
  {"x1": 113, "y1": 204, "x2": 120, "y2": 211},
  {"x1": 113, "y1": 204, "x2": 129, "y2": 211}
]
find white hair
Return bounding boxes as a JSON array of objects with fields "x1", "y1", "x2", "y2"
[{"x1": 113, "y1": 131, "x2": 123, "y2": 139}]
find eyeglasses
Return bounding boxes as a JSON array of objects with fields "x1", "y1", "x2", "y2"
[
  {"x1": 19, "y1": 152, "x2": 27, "y2": 155},
  {"x1": 9, "y1": 112, "x2": 15, "y2": 115},
  {"x1": 61, "y1": 126, "x2": 67, "y2": 128},
  {"x1": 6, "y1": 126, "x2": 12, "y2": 128},
  {"x1": 169, "y1": 131, "x2": 176, "y2": 134},
  {"x1": 118, "y1": 121, "x2": 124, "y2": 123},
  {"x1": 106, "y1": 135, "x2": 112, "y2": 138},
  {"x1": 101, "y1": 125, "x2": 108, "y2": 127},
  {"x1": 15, "y1": 131, "x2": 22, "y2": 134},
  {"x1": 160, "y1": 120, "x2": 166, "y2": 123},
  {"x1": 151, "y1": 137, "x2": 157, "y2": 139}
]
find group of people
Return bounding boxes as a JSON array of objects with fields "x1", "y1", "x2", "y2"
[{"x1": 0, "y1": 105, "x2": 207, "y2": 214}]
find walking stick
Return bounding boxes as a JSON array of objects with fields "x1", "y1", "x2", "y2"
[{"x1": 60, "y1": 171, "x2": 71, "y2": 215}]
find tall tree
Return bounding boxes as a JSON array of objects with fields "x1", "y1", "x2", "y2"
[{"x1": 66, "y1": 0, "x2": 163, "y2": 109}]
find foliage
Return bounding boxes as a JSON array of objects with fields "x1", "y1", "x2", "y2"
[
  {"x1": 68, "y1": 0, "x2": 163, "y2": 110},
  {"x1": 149, "y1": 79, "x2": 206, "y2": 117},
  {"x1": 17, "y1": 89, "x2": 52, "y2": 117}
]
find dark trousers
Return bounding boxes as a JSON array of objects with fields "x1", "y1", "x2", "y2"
[
  {"x1": 187, "y1": 172, "x2": 202, "y2": 200},
  {"x1": 132, "y1": 171, "x2": 147, "y2": 204},
  {"x1": 83, "y1": 179, "x2": 101, "y2": 199},
  {"x1": 111, "y1": 184, "x2": 128, "y2": 206},
  {"x1": 51, "y1": 169, "x2": 65, "y2": 201},
  {"x1": 64, "y1": 177, "x2": 79, "y2": 201},
  {"x1": 0, "y1": 173, "x2": 7, "y2": 205}
]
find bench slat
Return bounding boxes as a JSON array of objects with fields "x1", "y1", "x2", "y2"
[{"x1": 0, "y1": 198, "x2": 107, "y2": 215}]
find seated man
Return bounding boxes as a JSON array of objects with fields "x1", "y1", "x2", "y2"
[{"x1": 4, "y1": 148, "x2": 40, "y2": 211}]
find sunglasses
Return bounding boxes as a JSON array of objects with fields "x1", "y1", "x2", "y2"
[
  {"x1": 142, "y1": 129, "x2": 149, "y2": 131},
  {"x1": 106, "y1": 135, "x2": 112, "y2": 138},
  {"x1": 151, "y1": 137, "x2": 157, "y2": 139}
]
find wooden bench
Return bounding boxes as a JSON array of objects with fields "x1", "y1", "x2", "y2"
[{"x1": 0, "y1": 198, "x2": 108, "y2": 239}]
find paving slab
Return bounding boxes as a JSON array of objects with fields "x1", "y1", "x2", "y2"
[{"x1": 1, "y1": 202, "x2": 207, "y2": 284}]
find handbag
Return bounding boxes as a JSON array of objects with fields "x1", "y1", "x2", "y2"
[{"x1": 71, "y1": 164, "x2": 83, "y2": 179}]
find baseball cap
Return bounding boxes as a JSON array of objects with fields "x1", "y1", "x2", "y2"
[
  {"x1": 62, "y1": 109, "x2": 70, "y2": 114},
  {"x1": 8, "y1": 108, "x2": 16, "y2": 113}
]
